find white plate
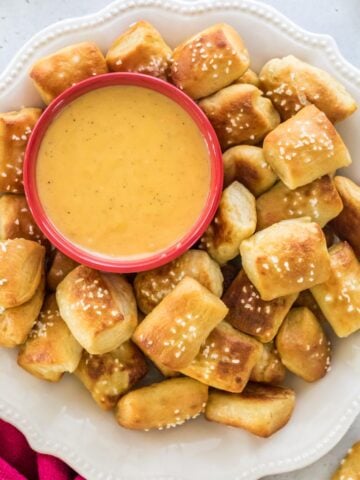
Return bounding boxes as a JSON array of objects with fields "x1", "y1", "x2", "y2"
[{"x1": 1, "y1": 1, "x2": 360, "y2": 479}]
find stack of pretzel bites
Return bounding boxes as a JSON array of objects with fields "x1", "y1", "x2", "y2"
[{"x1": 0, "y1": 20, "x2": 359, "y2": 438}]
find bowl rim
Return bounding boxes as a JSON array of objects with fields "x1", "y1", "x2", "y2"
[{"x1": 23, "y1": 72, "x2": 223, "y2": 272}]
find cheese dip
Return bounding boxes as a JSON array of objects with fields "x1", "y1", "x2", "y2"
[{"x1": 36, "y1": 85, "x2": 211, "y2": 258}]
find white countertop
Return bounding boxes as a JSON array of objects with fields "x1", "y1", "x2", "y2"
[{"x1": 0, "y1": 0, "x2": 359, "y2": 478}]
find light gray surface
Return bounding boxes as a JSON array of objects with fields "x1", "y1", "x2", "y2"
[{"x1": 0, "y1": 0, "x2": 359, "y2": 479}]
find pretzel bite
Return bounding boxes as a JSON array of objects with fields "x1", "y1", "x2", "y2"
[
  {"x1": 235, "y1": 68, "x2": 260, "y2": 87},
  {"x1": 132, "y1": 277, "x2": 228, "y2": 370},
  {"x1": 222, "y1": 269, "x2": 297, "y2": 342},
  {"x1": 259, "y1": 55, "x2": 357, "y2": 122},
  {"x1": 29, "y1": 42, "x2": 108, "y2": 104},
  {"x1": 331, "y1": 176, "x2": 360, "y2": 257},
  {"x1": 116, "y1": 377, "x2": 208, "y2": 430},
  {"x1": 200, "y1": 181, "x2": 256, "y2": 265},
  {"x1": 205, "y1": 383, "x2": 295, "y2": 437},
  {"x1": 134, "y1": 249, "x2": 223, "y2": 314},
  {"x1": 250, "y1": 342, "x2": 286, "y2": 384},
  {"x1": 171, "y1": 23, "x2": 249, "y2": 99},
  {"x1": 47, "y1": 250, "x2": 78, "y2": 291},
  {"x1": 75, "y1": 341, "x2": 148, "y2": 410},
  {"x1": 199, "y1": 84, "x2": 280, "y2": 149},
  {"x1": 256, "y1": 176, "x2": 343, "y2": 230},
  {"x1": 181, "y1": 322, "x2": 262, "y2": 393},
  {"x1": 151, "y1": 361, "x2": 178, "y2": 378},
  {"x1": 240, "y1": 218, "x2": 331, "y2": 301},
  {"x1": 56, "y1": 265, "x2": 137, "y2": 354},
  {"x1": 263, "y1": 105, "x2": 351, "y2": 189},
  {"x1": 332, "y1": 442, "x2": 360, "y2": 480},
  {"x1": 0, "y1": 238, "x2": 45, "y2": 309},
  {"x1": 18, "y1": 295, "x2": 82, "y2": 381},
  {"x1": 136, "y1": 302, "x2": 177, "y2": 378},
  {"x1": 0, "y1": 275, "x2": 45, "y2": 348},
  {"x1": 223, "y1": 145, "x2": 277, "y2": 195},
  {"x1": 0, "y1": 108, "x2": 42, "y2": 193},
  {"x1": 106, "y1": 21, "x2": 172, "y2": 79},
  {"x1": 0, "y1": 194, "x2": 47, "y2": 245},
  {"x1": 311, "y1": 242, "x2": 360, "y2": 337},
  {"x1": 294, "y1": 289, "x2": 326, "y2": 323},
  {"x1": 276, "y1": 307, "x2": 330, "y2": 382},
  {"x1": 133, "y1": 312, "x2": 177, "y2": 379}
]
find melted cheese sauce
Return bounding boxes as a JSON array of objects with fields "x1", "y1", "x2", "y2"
[{"x1": 37, "y1": 85, "x2": 211, "y2": 258}]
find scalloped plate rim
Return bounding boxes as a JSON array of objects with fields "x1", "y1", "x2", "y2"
[
  {"x1": 1, "y1": 0, "x2": 360, "y2": 92},
  {"x1": 0, "y1": 1, "x2": 360, "y2": 479},
  {"x1": 1, "y1": 395, "x2": 360, "y2": 480}
]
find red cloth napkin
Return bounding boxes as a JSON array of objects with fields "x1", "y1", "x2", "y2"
[{"x1": 0, "y1": 420, "x2": 85, "y2": 480}]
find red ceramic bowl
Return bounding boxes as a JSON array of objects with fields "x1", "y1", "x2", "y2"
[{"x1": 24, "y1": 73, "x2": 223, "y2": 273}]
